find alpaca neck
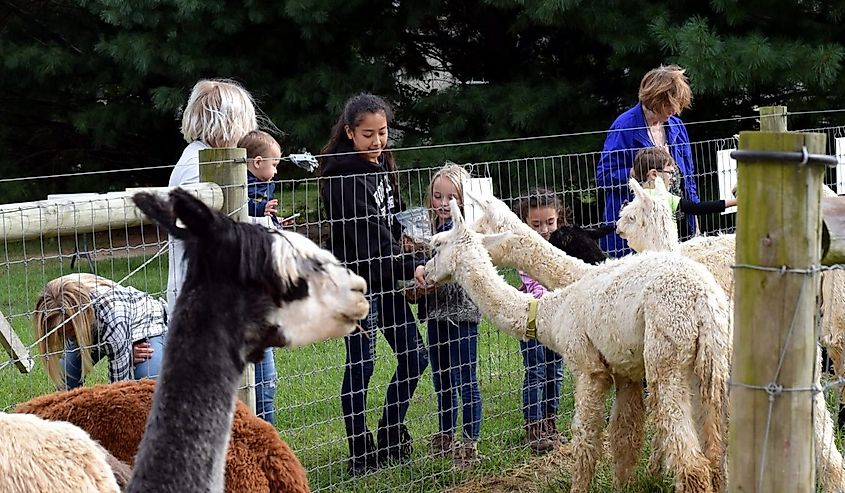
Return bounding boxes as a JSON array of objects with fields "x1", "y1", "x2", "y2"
[
  {"x1": 510, "y1": 233, "x2": 589, "y2": 290},
  {"x1": 456, "y1": 239, "x2": 533, "y2": 339},
  {"x1": 645, "y1": 227, "x2": 679, "y2": 252},
  {"x1": 127, "y1": 286, "x2": 248, "y2": 493}
]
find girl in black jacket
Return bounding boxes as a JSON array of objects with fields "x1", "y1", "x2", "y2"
[{"x1": 318, "y1": 93, "x2": 429, "y2": 476}]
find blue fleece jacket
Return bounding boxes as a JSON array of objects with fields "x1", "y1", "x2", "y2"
[{"x1": 247, "y1": 171, "x2": 280, "y2": 227}]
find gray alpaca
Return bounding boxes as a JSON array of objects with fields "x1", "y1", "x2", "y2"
[{"x1": 127, "y1": 189, "x2": 368, "y2": 493}]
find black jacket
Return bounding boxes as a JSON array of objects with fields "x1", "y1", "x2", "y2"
[{"x1": 321, "y1": 144, "x2": 421, "y2": 293}]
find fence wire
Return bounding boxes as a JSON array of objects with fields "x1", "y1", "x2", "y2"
[{"x1": 1, "y1": 123, "x2": 845, "y2": 492}]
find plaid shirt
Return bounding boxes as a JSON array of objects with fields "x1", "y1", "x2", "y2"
[{"x1": 91, "y1": 284, "x2": 168, "y2": 383}]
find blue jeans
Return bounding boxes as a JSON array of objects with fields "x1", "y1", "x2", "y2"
[
  {"x1": 520, "y1": 339, "x2": 563, "y2": 423},
  {"x1": 340, "y1": 292, "x2": 428, "y2": 460},
  {"x1": 60, "y1": 333, "x2": 166, "y2": 389},
  {"x1": 254, "y1": 348, "x2": 277, "y2": 425},
  {"x1": 427, "y1": 319, "x2": 482, "y2": 440}
]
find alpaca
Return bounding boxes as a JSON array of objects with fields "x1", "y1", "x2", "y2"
[
  {"x1": 0, "y1": 412, "x2": 122, "y2": 493},
  {"x1": 548, "y1": 224, "x2": 614, "y2": 265},
  {"x1": 126, "y1": 189, "x2": 369, "y2": 492},
  {"x1": 616, "y1": 177, "x2": 845, "y2": 492},
  {"x1": 14, "y1": 380, "x2": 309, "y2": 493},
  {"x1": 615, "y1": 178, "x2": 734, "y2": 295},
  {"x1": 427, "y1": 198, "x2": 731, "y2": 493},
  {"x1": 467, "y1": 192, "x2": 591, "y2": 289}
]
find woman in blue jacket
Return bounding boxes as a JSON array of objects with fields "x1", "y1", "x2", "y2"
[{"x1": 596, "y1": 65, "x2": 698, "y2": 257}]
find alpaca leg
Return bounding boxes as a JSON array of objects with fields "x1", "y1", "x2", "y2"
[
  {"x1": 569, "y1": 369, "x2": 613, "y2": 493},
  {"x1": 813, "y1": 349, "x2": 845, "y2": 493},
  {"x1": 607, "y1": 376, "x2": 645, "y2": 488},
  {"x1": 649, "y1": 370, "x2": 713, "y2": 493},
  {"x1": 696, "y1": 372, "x2": 727, "y2": 493},
  {"x1": 645, "y1": 380, "x2": 665, "y2": 477}
]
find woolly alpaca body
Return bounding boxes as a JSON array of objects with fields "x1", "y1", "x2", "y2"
[
  {"x1": 0, "y1": 412, "x2": 121, "y2": 493},
  {"x1": 127, "y1": 189, "x2": 368, "y2": 492},
  {"x1": 617, "y1": 178, "x2": 845, "y2": 492},
  {"x1": 14, "y1": 380, "x2": 309, "y2": 493},
  {"x1": 427, "y1": 199, "x2": 731, "y2": 493}
]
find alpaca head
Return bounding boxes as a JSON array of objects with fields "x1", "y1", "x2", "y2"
[
  {"x1": 133, "y1": 189, "x2": 369, "y2": 356},
  {"x1": 549, "y1": 224, "x2": 613, "y2": 264},
  {"x1": 616, "y1": 177, "x2": 678, "y2": 252},
  {"x1": 424, "y1": 198, "x2": 485, "y2": 285},
  {"x1": 465, "y1": 190, "x2": 532, "y2": 236}
]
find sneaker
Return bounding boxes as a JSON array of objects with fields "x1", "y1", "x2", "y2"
[
  {"x1": 428, "y1": 432, "x2": 454, "y2": 458},
  {"x1": 377, "y1": 423, "x2": 413, "y2": 465},
  {"x1": 525, "y1": 421, "x2": 556, "y2": 455},
  {"x1": 543, "y1": 413, "x2": 569, "y2": 444},
  {"x1": 452, "y1": 439, "x2": 483, "y2": 470}
]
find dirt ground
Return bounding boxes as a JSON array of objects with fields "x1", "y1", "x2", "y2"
[{"x1": 447, "y1": 445, "x2": 574, "y2": 493}]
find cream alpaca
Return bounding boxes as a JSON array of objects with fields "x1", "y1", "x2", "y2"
[
  {"x1": 616, "y1": 178, "x2": 734, "y2": 295},
  {"x1": 427, "y1": 199, "x2": 732, "y2": 493},
  {"x1": 616, "y1": 177, "x2": 845, "y2": 492},
  {"x1": 0, "y1": 412, "x2": 121, "y2": 493}
]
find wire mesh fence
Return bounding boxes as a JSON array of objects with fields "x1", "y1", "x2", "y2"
[{"x1": 1, "y1": 121, "x2": 845, "y2": 492}]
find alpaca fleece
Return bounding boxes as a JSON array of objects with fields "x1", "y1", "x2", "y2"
[
  {"x1": 617, "y1": 178, "x2": 845, "y2": 492},
  {"x1": 14, "y1": 380, "x2": 310, "y2": 493},
  {"x1": 460, "y1": 196, "x2": 731, "y2": 493},
  {"x1": 0, "y1": 412, "x2": 121, "y2": 493}
]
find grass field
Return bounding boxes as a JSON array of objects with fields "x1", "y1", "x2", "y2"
[{"x1": 0, "y1": 235, "x2": 840, "y2": 492}]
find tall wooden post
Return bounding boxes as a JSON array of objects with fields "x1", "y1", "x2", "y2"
[
  {"x1": 198, "y1": 148, "x2": 256, "y2": 413},
  {"x1": 759, "y1": 105, "x2": 788, "y2": 132},
  {"x1": 729, "y1": 131, "x2": 826, "y2": 492}
]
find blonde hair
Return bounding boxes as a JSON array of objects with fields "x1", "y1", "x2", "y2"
[
  {"x1": 33, "y1": 273, "x2": 115, "y2": 389},
  {"x1": 638, "y1": 65, "x2": 692, "y2": 116},
  {"x1": 180, "y1": 79, "x2": 258, "y2": 148},
  {"x1": 426, "y1": 163, "x2": 471, "y2": 232}
]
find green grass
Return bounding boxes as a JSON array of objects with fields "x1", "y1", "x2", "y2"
[{"x1": 2, "y1": 252, "x2": 843, "y2": 492}]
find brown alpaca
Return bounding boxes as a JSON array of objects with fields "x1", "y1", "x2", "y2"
[{"x1": 14, "y1": 380, "x2": 310, "y2": 493}]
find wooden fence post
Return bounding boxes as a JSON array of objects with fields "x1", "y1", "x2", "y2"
[
  {"x1": 759, "y1": 105, "x2": 788, "y2": 132},
  {"x1": 729, "y1": 130, "x2": 826, "y2": 492},
  {"x1": 198, "y1": 148, "x2": 256, "y2": 414}
]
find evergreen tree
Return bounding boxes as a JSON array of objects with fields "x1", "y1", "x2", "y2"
[{"x1": 1, "y1": 0, "x2": 843, "y2": 201}]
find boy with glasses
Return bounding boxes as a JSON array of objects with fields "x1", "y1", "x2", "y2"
[{"x1": 631, "y1": 147, "x2": 736, "y2": 230}]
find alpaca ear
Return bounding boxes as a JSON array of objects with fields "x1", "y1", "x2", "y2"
[
  {"x1": 463, "y1": 189, "x2": 489, "y2": 211},
  {"x1": 654, "y1": 175, "x2": 668, "y2": 194},
  {"x1": 169, "y1": 188, "x2": 217, "y2": 238},
  {"x1": 628, "y1": 178, "x2": 652, "y2": 208},
  {"x1": 449, "y1": 198, "x2": 465, "y2": 229},
  {"x1": 480, "y1": 231, "x2": 513, "y2": 250},
  {"x1": 133, "y1": 191, "x2": 189, "y2": 240}
]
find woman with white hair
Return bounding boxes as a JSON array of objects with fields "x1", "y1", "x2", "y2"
[{"x1": 167, "y1": 79, "x2": 279, "y2": 425}]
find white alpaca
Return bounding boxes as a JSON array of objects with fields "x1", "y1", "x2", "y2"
[
  {"x1": 127, "y1": 189, "x2": 369, "y2": 492},
  {"x1": 427, "y1": 199, "x2": 731, "y2": 493},
  {"x1": 0, "y1": 412, "x2": 121, "y2": 493},
  {"x1": 615, "y1": 178, "x2": 735, "y2": 296},
  {"x1": 616, "y1": 177, "x2": 845, "y2": 493}
]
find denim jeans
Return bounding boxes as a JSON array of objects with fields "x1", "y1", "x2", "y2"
[
  {"x1": 254, "y1": 348, "x2": 277, "y2": 425},
  {"x1": 520, "y1": 339, "x2": 563, "y2": 423},
  {"x1": 60, "y1": 333, "x2": 166, "y2": 389},
  {"x1": 340, "y1": 292, "x2": 428, "y2": 460},
  {"x1": 427, "y1": 319, "x2": 482, "y2": 440}
]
